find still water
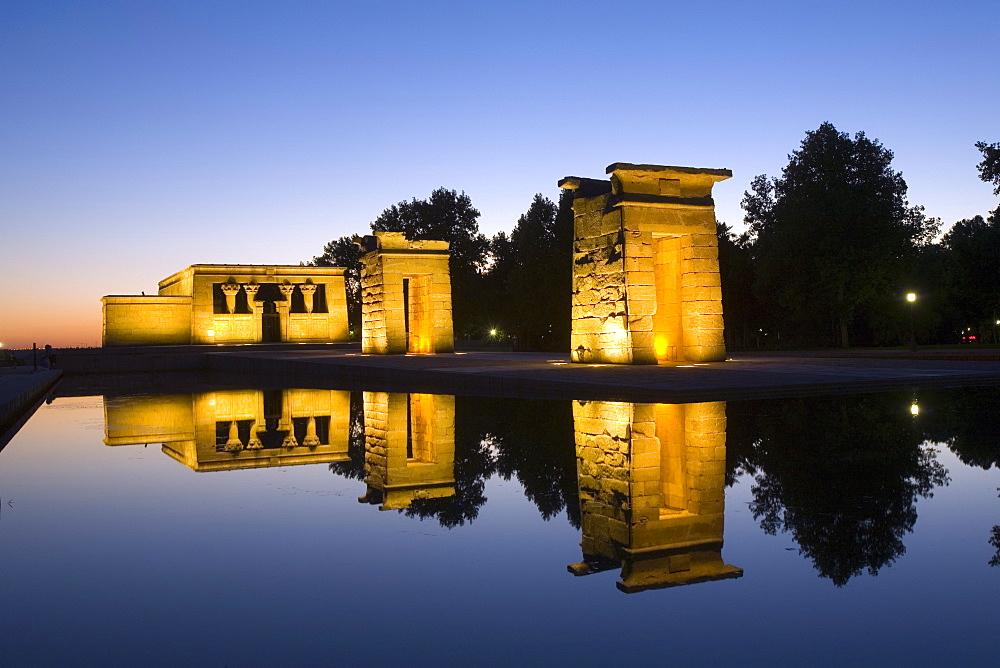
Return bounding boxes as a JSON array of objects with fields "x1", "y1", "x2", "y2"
[{"x1": 1, "y1": 384, "x2": 998, "y2": 665}]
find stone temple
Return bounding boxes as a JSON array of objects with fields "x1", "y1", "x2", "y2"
[
  {"x1": 560, "y1": 163, "x2": 731, "y2": 364},
  {"x1": 101, "y1": 264, "x2": 349, "y2": 346}
]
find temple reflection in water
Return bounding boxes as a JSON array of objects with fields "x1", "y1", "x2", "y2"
[
  {"x1": 104, "y1": 389, "x2": 351, "y2": 471},
  {"x1": 569, "y1": 400, "x2": 742, "y2": 593},
  {"x1": 103, "y1": 388, "x2": 742, "y2": 593},
  {"x1": 358, "y1": 391, "x2": 456, "y2": 509}
]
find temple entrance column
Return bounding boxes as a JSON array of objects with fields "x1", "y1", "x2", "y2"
[
  {"x1": 561, "y1": 163, "x2": 731, "y2": 364},
  {"x1": 358, "y1": 232, "x2": 454, "y2": 355},
  {"x1": 243, "y1": 283, "x2": 262, "y2": 343},
  {"x1": 277, "y1": 283, "x2": 295, "y2": 342}
]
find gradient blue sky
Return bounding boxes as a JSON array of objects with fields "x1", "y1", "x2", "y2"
[{"x1": 2, "y1": 0, "x2": 997, "y2": 347}]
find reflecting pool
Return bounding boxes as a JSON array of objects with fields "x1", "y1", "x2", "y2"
[{"x1": 1, "y1": 384, "x2": 998, "y2": 664}]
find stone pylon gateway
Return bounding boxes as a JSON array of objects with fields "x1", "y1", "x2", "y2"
[
  {"x1": 358, "y1": 231, "x2": 455, "y2": 354},
  {"x1": 560, "y1": 163, "x2": 732, "y2": 364}
]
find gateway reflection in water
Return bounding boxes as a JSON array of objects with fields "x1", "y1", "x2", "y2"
[
  {"x1": 570, "y1": 400, "x2": 741, "y2": 592},
  {"x1": 359, "y1": 392, "x2": 456, "y2": 510},
  {"x1": 104, "y1": 389, "x2": 351, "y2": 471},
  {"x1": 101, "y1": 387, "x2": 739, "y2": 593}
]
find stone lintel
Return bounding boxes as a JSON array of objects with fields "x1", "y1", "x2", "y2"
[
  {"x1": 606, "y1": 163, "x2": 733, "y2": 179},
  {"x1": 365, "y1": 231, "x2": 450, "y2": 252},
  {"x1": 559, "y1": 176, "x2": 613, "y2": 198}
]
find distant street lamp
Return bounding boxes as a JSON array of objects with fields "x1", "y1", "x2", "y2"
[{"x1": 906, "y1": 293, "x2": 917, "y2": 352}]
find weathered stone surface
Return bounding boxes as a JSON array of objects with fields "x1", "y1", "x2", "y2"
[
  {"x1": 360, "y1": 232, "x2": 454, "y2": 355},
  {"x1": 563, "y1": 163, "x2": 729, "y2": 365}
]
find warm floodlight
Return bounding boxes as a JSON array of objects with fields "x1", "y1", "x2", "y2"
[
  {"x1": 489, "y1": 329, "x2": 497, "y2": 336},
  {"x1": 906, "y1": 293, "x2": 916, "y2": 302},
  {"x1": 910, "y1": 403, "x2": 920, "y2": 416}
]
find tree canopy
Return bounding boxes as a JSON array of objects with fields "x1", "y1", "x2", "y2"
[
  {"x1": 975, "y1": 141, "x2": 1000, "y2": 196},
  {"x1": 370, "y1": 188, "x2": 489, "y2": 336},
  {"x1": 311, "y1": 236, "x2": 363, "y2": 336},
  {"x1": 743, "y1": 122, "x2": 936, "y2": 347},
  {"x1": 482, "y1": 192, "x2": 573, "y2": 350}
]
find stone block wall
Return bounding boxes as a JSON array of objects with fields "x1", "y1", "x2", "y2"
[
  {"x1": 360, "y1": 232, "x2": 454, "y2": 354},
  {"x1": 103, "y1": 264, "x2": 349, "y2": 346},
  {"x1": 561, "y1": 163, "x2": 731, "y2": 364},
  {"x1": 361, "y1": 391, "x2": 456, "y2": 510},
  {"x1": 101, "y1": 296, "x2": 192, "y2": 346},
  {"x1": 570, "y1": 399, "x2": 741, "y2": 592}
]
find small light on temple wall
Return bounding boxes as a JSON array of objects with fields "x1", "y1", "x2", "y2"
[
  {"x1": 910, "y1": 403, "x2": 920, "y2": 416},
  {"x1": 906, "y1": 293, "x2": 916, "y2": 302},
  {"x1": 206, "y1": 329, "x2": 215, "y2": 338},
  {"x1": 654, "y1": 336, "x2": 668, "y2": 359}
]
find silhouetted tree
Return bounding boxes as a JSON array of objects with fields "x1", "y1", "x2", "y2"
[
  {"x1": 370, "y1": 188, "x2": 489, "y2": 336},
  {"x1": 976, "y1": 140, "x2": 1000, "y2": 196},
  {"x1": 717, "y1": 222, "x2": 758, "y2": 349},
  {"x1": 941, "y1": 211, "x2": 1000, "y2": 338},
  {"x1": 743, "y1": 123, "x2": 937, "y2": 347},
  {"x1": 311, "y1": 237, "x2": 363, "y2": 337},
  {"x1": 485, "y1": 192, "x2": 573, "y2": 350}
]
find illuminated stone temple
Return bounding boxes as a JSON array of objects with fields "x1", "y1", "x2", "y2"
[
  {"x1": 568, "y1": 400, "x2": 742, "y2": 593},
  {"x1": 103, "y1": 389, "x2": 351, "y2": 471},
  {"x1": 358, "y1": 232, "x2": 454, "y2": 354},
  {"x1": 560, "y1": 163, "x2": 732, "y2": 364},
  {"x1": 358, "y1": 392, "x2": 456, "y2": 510},
  {"x1": 102, "y1": 265, "x2": 349, "y2": 346}
]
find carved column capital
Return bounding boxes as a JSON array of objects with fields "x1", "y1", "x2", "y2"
[{"x1": 299, "y1": 283, "x2": 317, "y2": 313}]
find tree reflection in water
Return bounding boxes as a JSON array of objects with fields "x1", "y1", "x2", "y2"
[
  {"x1": 728, "y1": 394, "x2": 950, "y2": 586},
  {"x1": 403, "y1": 397, "x2": 578, "y2": 528},
  {"x1": 917, "y1": 387, "x2": 1000, "y2": 567},
  {"x1": 320, "y1": 388, "x2": 1000, "y2": 584}
]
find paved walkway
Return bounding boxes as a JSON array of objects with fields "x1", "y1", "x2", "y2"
[
  {"x1": 207, "y1": 350, "x2": 1000, "y2": 402},
  {"x1": 0, "y1": 370, "x2": 62, "y2": 449}
]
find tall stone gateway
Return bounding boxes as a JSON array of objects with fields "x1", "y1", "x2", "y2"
[
  {"x1": 560, "y1": 163, "x2": 732, "y2": 364},
  {"x1": 358, "y1": 232, "x2": 455, "y2": 354},
  {"x1": 568, "y1": 400, "x2": 742, "y2": 593}
]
